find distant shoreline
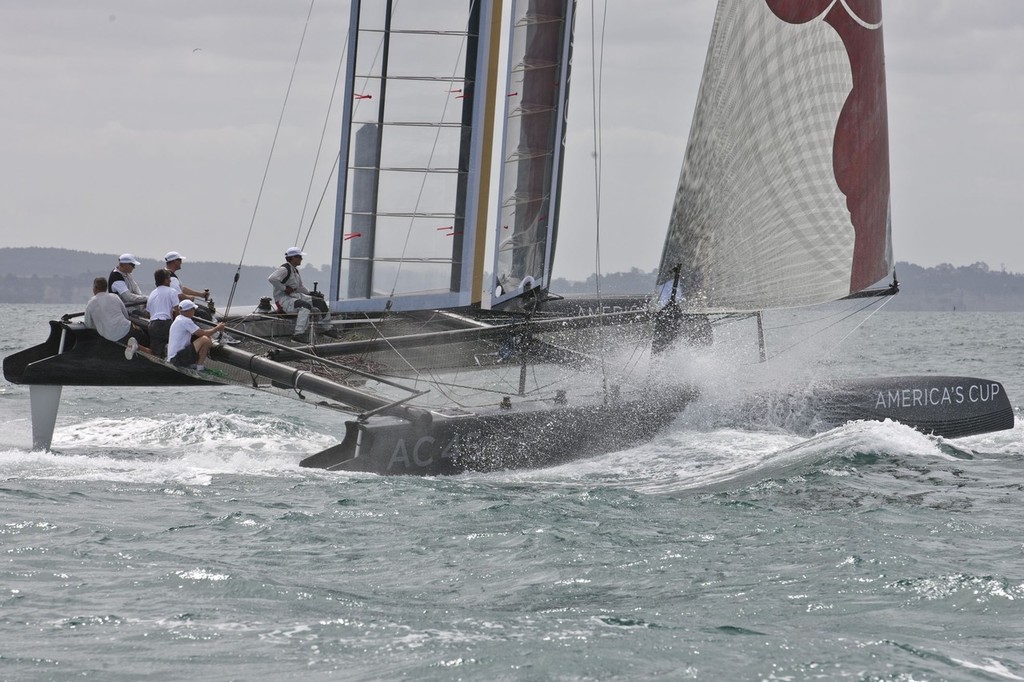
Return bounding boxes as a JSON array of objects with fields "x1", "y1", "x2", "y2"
[{"x1": 3, "y1": 247, "x2": 1023, "y2": 311}]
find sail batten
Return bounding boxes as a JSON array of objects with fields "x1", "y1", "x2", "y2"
[{"x1": 657, "y1": 0, "x2": 893, "y2": 312}]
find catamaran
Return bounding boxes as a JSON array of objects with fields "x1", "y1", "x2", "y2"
[{"x1": 3, "y1": 0, "x2": 1013, "y2": 474}]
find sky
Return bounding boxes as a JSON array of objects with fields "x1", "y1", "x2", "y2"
[{"x1": 1, "y1": 1, "x2": 1022, "y2": 281}]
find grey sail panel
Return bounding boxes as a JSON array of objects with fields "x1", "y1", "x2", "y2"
[
  {"x1": 657, "y1": 0, "x2": 893, "y2": 312},
  {"x1": 492, "y1": 0, "x2": 575, "y2": 306}
]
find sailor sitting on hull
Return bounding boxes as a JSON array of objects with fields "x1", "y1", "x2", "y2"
[
  {"x1": 163, "y1": 251, "x2": 214, "y2": 321},
  {"x1": 268, "y1": 246, "x2": 339, "y2": 343},
  {"x1": 83, "y1": 276, "x2": 151, "y2": 352},
  {"x1": 146, "y1": 268, "x2": 179, "y2": 359},
  {"x1": 108, "y1": 253, "x2": 148, "y2": 316},
  {"x1": 167, "y1": 300, "x2": 225, "y2": 373}
]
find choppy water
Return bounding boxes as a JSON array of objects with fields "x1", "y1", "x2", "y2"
[{"x1": 2, "y1": 304, "x2": 1023, "y2": 681}]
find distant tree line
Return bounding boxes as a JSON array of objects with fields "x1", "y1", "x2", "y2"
[
  {"x1": 3, "y1": 247, "x2": 1024, "y2": 311},
  {"x1": 884, "y1": 261, "x2": 1024, "y2": 311},
  {"x1": 0, "y1": 247, "x2": 329, "y2": 310},
  {"x1": 552, "y1": 262, "x2": 1024, "y2": 311},
  {"x1": 550, "y1": 267, "x2": 659, "y2": 295}
]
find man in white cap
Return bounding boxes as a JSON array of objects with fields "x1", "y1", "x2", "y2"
[
  {"x1": 164, "y1": 250, "x2": 214, "y2": 321},
  {"x1": 163, "y1": 252, "x2": 210, "y2": 302},
  {"x1": 146, "y1": 268, "x2": 179, "y2": 357},
  {"x1": 108, "y1": 253, "x2": 148, "y2": 314},
  {"x1": 167, "y1": 299, "x2": 225, "y2": 372},
  {"x1": 268, "y1": 246, "x2": 339, "y2": 343}
]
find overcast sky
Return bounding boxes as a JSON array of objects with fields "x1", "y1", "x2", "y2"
[{"x1": 1, "y1": 1, "x2": 1022, "y2": 282}]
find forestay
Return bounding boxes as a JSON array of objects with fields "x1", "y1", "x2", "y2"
[{"x1": 657, "y1": 0, "x2": 893, "y2": 312}]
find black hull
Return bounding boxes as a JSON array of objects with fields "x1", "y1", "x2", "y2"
[
  {"x1": 300, "y1": 386, "x2": 698, "y2": 475},
  {"x1": 5, "y1": 322, "x2": 1015, "y2": 474},
  {"x1": 3, "y1": 320, "x2": 208, "y2": 387},
  {"x1": 812, "y1": 376, "x2": 1015, "y2": 439},
  {"x1": 300, "y1": 375, "x2": 1016, "y2": 476}
]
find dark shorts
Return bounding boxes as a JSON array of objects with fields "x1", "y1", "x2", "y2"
[
  {"x1": 170, "y1": 343, "x2": 199, "y2": 368},
  {"x1": 148, "y1": 319, "x2": 172, "y2": 357}
]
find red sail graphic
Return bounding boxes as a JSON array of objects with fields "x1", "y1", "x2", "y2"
[{"x1": 766, "y1": 0, "x2": 890, "y2": 293}]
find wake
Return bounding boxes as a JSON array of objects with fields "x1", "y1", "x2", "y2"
[{"x1": 0, "y1": 412, "x2": 336, "y2": 484}]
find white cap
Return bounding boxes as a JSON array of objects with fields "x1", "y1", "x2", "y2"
[
  {"x1": 178, "y1": 299, "x2": 197, "y2": 311},
  {"x1": 285, "y1": 247, "x2": 306, "y2": 258},
  {"x1": 164, "y1": 251, "x2": 185, "y2": 263},
  {"x1": 118, "y1": 253, "x2": 141, "y2": 265}
]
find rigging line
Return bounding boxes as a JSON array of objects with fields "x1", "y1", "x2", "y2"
[
  {"x1": 295, "y1": 22, "x2": 351, "y2": 246},
  {"x1": 589, "y1": 0, "x2": 610, "y2": 390},
  {"x1": 367, "y1": 312, "x2": 474, "y2": 382},
  {"x1": 421, "y1": 361, "x2": 539, "y2": 407},
  {"x1": 618, "y1": 331, "x2": 653, "y2": 383},
  {"x1": 822, "y1": 292, "x2": 895, "y2": 357},
  {"x1": 369, "y1": 326, "x2": 428, "y2": 378},
  {"x1": 422, "y1": 369, "x2": 585, "y2": 401},
  {"x1": 423, "y1": 368, "x2": 469, "y2": 407},
  {"x1": 224, "y1": 0, "x2": 318, "y2": 318},
  {"x1": 313, "y1": 2, "x2": 401, "y2": 347},
  {"x1": 298, "y1": 150, "x2": 342, "y2": 251},
  {"x1": 297, "y1": 0, "x2": 391, "y2": 253},
  {"x1": 764, "y1": 304, "x2": 867, "y2": 331},
  {"x1": 385, "y1": 0, "x2": 477, "y2": 307},
  {"x1": 758, "y1": 295, "x2": 893, "y2": 362}
]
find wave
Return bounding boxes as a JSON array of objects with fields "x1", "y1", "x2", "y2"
[
  {"x1": 499, "y1": 414, "x2": 1010, "y2": 498},
  {"x1": 2, "y1": 388, "x2": 1019, "y2": 491},
  {"x1": 0, "y1": 412, "x2": 339, "y2": 484}
]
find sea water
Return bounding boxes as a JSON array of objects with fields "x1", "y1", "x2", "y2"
[{"x1": 1, "y1": 304, "x2": 1022, "y2": 680}]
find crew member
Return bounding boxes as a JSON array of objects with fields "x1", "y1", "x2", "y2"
[
  {"x1": 167, "y1": 300, "x2": 225, "y2": 372},
  {"x1": 83, "y1": 276, "x2": 150, "y2": 352},
  {"x1": 163, "y1": 251, "x2": 213, "y2": 321},
  {"x1": 146, "y1": 268, "x2": 179, "y2": 358},
  {"x1": 108, "y1": 253, "x2": 148, "y2": 314},
  {"x1": 268, "y1": 246, "x2": 339, "y2": 342}
]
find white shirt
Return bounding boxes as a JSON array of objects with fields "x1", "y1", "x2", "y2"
[
  {"x1": 83, "y1": 293, "x2": 131, "y2": 342},
  {"x1": 146, "y1": 285, "x2": 179, "y2": 321},
  {"x1": 167, "y1": 315, "x2": 200, "y2": 361}
]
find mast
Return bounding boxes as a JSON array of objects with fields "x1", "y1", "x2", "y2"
[
  {"x1": 331, "y1": 0, "x2": 364, "y2": 302},
  {"x1": 329, "y1": 1, "x2": 506, "y2": 313}
]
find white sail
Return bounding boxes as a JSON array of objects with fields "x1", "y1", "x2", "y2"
[{"x1": 658, "y1": 0, "x2": 893, "y2": 312}]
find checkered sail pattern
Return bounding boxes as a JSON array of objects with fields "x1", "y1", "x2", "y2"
[{"x1": 657, "y1": 0, "x2": 892, "y2": 312}]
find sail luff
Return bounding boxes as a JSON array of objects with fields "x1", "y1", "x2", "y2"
[{"x1": 468, "y1": 0, "x2": 505, "y2": 306}]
